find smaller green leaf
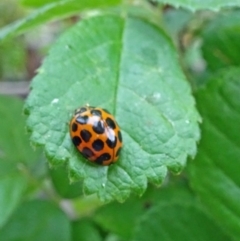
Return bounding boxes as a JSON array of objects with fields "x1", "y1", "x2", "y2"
[
  {"x1": 155, "y1": 0, "x2": 240, "y2": 11},
  {"x1": 0, "y1": 95, "x2": 41, "y2": 227},
  {"x1": 22, "y1": 0, "x2": 61, "y2": 7},
  {"x1": 132, "y1": 202, "x2": 230, "y2": 241},
  {"x1": 132, "y1": 185, "x2": 230, "y2": 241},
  {"x1": 0, "y1": 0, "x2": 121, "y2": 41},
  {"x1": 94, "y1": 197, "x2": 142, "y2": 239},
  {"x1": 50, "y1": 165, "x2": 83, "y2": 199},
  {"x1": 189, "y1": 67, "x2": 240, "y2": 241},
  {"x1": 202, "y1": 10, "x2": 240, "y2": 71},
  {"x1": 94, "y1": 185, "x2": 194, "y2": 240},
  {"x1": 0, "y1": 174, "x2": 27, "y2": 228},
  {"x1": 72, "y1": 218, "x2": 102, "y2": 241},
  {"x1": 0, "y1": 200, "x2": 71, "y2": 241}
]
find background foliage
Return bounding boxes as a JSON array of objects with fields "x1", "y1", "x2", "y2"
[{"x1": 0, "y1": 0, "x2": 239, "y2": 240}]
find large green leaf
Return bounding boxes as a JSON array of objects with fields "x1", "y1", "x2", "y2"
[
  {"x1": 0, "y1": 0, "x2": 121, "y2": 41},
  {"x1": 0, "y1": 95, "x2": 40, "y2": 227},
  {"x1": 25, "y1": 15, "x2": 200, "y2": 202},
  {"x1": 189, "y1": 67, "x2": 240, "y2": 241},
  {"x1": 0, "y1": 200, "x2": 71, "y2": 241},
  {"x1": 155, "y1": 0, "x2": 240, "y2": 11},
  {"x1": 201, "y1": 10, "x2": 240, "y2": 71}
]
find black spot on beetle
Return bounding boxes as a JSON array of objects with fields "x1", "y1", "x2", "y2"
[
  {"x1": 75, "y1": 107, "x2": 87, "y2": 114},
  {"x1": 118, "y1": 131, "x2": 122, "y2": 142},
  {"x1": 80, "y1": 129, "x2": 92, "y2": 142},
  {"x1": 72, "y1": 136, "x2": 82, "y2": 146},
  {"x1": 95, "y1": 153, "x2": 111, "y2": 165},
  {"x1": 106, "y1": 136, "x2": 117, "y2": 149},
  {"x1": 106, "y1": 117, "x2": 116, "y2": 129},
  {"x1": 71, "y1": 123, "x2": 78, "y2": 132},
  {"x1": 92, "y1": 139, "x2": 104, "y2": 151},
  {"x1": 91, "y1": 109, "x2": 102, "y2": 117},
  {"x1": 92, "y1": 120, "x2": 105, "y2": 134},
  {"x1": 76, "y1": 115, "x2": 88, "y2": 125},
  {"x1": 82, "y1": 147, "x2": 94, "y2": 158}
]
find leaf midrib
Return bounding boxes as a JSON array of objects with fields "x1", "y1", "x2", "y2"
[{"x1": 112, "y1": 17, "x2": 125, "y2": 117}]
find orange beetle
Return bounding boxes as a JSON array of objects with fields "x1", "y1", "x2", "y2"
[{"x1": 69, "y1": 106, "x2": 122, "y2": 165}]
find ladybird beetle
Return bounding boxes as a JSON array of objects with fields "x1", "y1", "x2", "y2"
[{"x1": 69, "y1": 106, "x2": 123, "y2": 165}]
